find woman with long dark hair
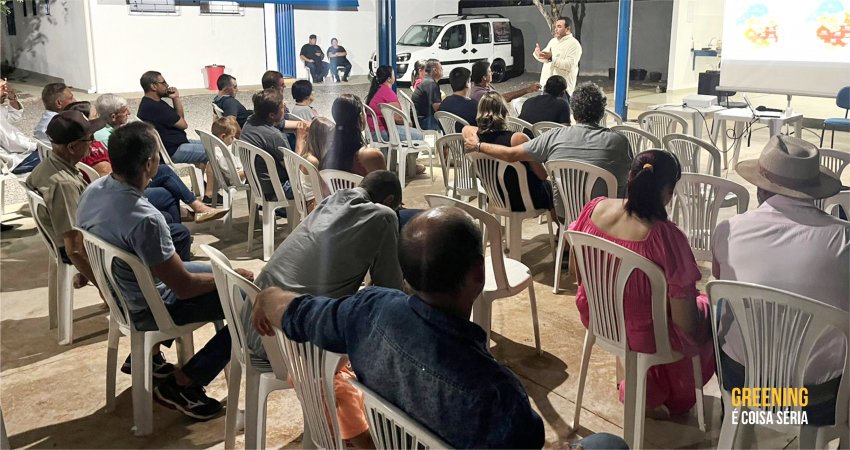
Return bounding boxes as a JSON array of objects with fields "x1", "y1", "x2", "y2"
[
  {"x1": 320, "y1": 94, "x2": 386, "y2": 176},
  {"x1": 568, "y1": 149, "x2": 715, "y2": 417},
  {"x1": 365, "y1": 65, "x2": 423, "y2": 143}
]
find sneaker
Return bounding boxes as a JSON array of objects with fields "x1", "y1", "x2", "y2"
[
  {"x1": 195, "y1": 208, "x2": 229, "y2": 224},
  {"x1": 120, "y1": 352, "x2": 176, "y2": 379},
  {"x1": 201, "y1": 194, "x2": 224, "y2": 205},
  {"x1": 154, "y1": 376, "x2": 223, "y2": 420}
]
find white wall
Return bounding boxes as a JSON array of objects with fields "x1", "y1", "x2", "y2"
[
  {"x1": 1, "y1": 0, "x2": 94, "y2": 90},
  {"x1": 88, "y1": 1, "x2": 268, "y2": 93},
  {"x1": 667, "y1": 0, "x2": 724, "y2": 91}
]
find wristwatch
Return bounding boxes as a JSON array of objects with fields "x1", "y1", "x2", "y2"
[{"x1": 475, "y1": 142, "x2": 482, "y2": 153}]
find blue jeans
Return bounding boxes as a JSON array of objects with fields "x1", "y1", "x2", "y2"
[
  {"x1": 574, "y1": 433, "x2": 629, "y2": 449},
  {"x1": 171, "y1": 140, "x2": 208, "y2": 164},
  {"x1": 151, "y1": 164, "x2": 197, "y2": 205},
  {"x1": 144, "y1": 187, "x2": 192, "y2": 261},
  {"x1": 419, "y1": 115, "x2": 441, "y2": 131},
  {"x1": 377, "y1": 125, "x2": 424, "y2": 142},
  {"x1": 305, "y1": 61, "x2": 329, "y2": 81},
  {"x1": 11, "y1": 152, "x2": 40, "y2": 174}
]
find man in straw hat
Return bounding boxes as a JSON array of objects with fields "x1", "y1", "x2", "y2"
[{"x1": 712, "y1": 135, "x2": 848, "y2": 426}]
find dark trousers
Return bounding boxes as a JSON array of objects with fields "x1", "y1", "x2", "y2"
[
  {"x1": 144, "y1": 187, "x2": 192, "y2": 261},
  {"x1": 329, "y1": 58, "x2": 351, "y2": 81},
  {"x1": 305, "y1": 61, "x2": 329, "y2": 81},
  {"x1": 11, "y1": 152, "x2": 41, "y2": 174},
  {"x1": 151, "y1": 164, "x2": 197, "y2": 205}
]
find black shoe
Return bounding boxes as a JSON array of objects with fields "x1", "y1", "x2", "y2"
[
  {"x1": 120, "y1": 352, "x2": 176, "y2": 379},
  {"x1": 154, "y1": 376, "x2": 223, "y2": 420},
  {"x1": 0, "y1": 223, "x2": 13, "y2": 232},
  {"x1": 343, "y1": 76, "x2": 349, "y2": 82},
  {"x1": 202, "y1": 194, "x2": 224, "y2": 205}
]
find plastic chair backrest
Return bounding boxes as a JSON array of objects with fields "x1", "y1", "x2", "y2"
[
  {"x1": 380, "y1": 104, "x2": 417, "y2": 147},
  {"x1": 603, "y1": 108, "x2": 624, "y2": 127},
  {"x1": 467, "y1": 152, "x2": 536, "y2": 215},
  {"x1": 505, "y1": 116, "x2": 533, "y2": 135},
  {"x1": 707, "y1": 280, "x2": 849, "y2": 426},
  {"x1": 673, "y1": 173, "x2": 749, "y2": 262},
  {"x1": 663, "y1": 133, "x2": 722, "y2": 176},
  {"x1": 545, "y1": 160, "x2": 617, "y2": 226},
  {"x1": 611, "y1": 125, "x2": 662, "y2": 159},
  {"x1": 198, "y1": 129, "x2": 244, "y2": 189},
  {"x1": 532, "y1": 121, "x2": 565, "y2": 137},
  {"x1": 212, "y1": 103, "x2": 225, "y2": 119},
  {"x1": 565, "y1": 231, "x2": 674, "y2": 358},
  {"x1": 75, "y1": 162, "x2": 100, "y2": 183},
  {"x1": 153, "y1": 132, "x2": 177, "y2": 167},
  {"x1": 36, "y1": 139, "x2": 51, "y2": 161},
  {"x1": 434, "y1": 111, "x2": 469, "y2": 135},
  {"x1": 233, "y1": 139, "x2": 289, "y2": 204},
  {"x1": 821, "y1": 190, "x2": 849, "y2": 217},
  {"x1": 638, "y1": 110, "x2": 689, "y2": 139},
  {"x1": 397, "y1": 90, "x2": 424, "y2": 131},
  {"x1": 283, "y1": 148, "x2": 323, "y2": 217},
  {"x1": 836, "y1": 86, "x2": 850, "y2": 110},
  {"x1": 424, "y1": 194, "x2": 508, "y2": 291},
  {"x1": 363, "y1": 105, "x2": 389, "y2": 145},
  {"x1": 510, "y1": 97, "x2": 527, "y2": 116},
  {"x1": 435, "y1": 134, "x2": 478, "y2": 197},
  {"x1": 79, "y1": 228, "x2": 179, "y2": 334},
  {"x1": 202, "y1": 244, "x2": 257, "y2": 369},
  {"x1": 25, "y1": 190, "x2": 61, "y2": 260},
  {"x1": 819, "y1": 148, "x2": 850, "y2": 178},
  {"x1": 349, "y1": 378, "x2": 452, "y2": 450},
  {"x1": 320, "y1": 169, "x2": 363, "y2": 195}
]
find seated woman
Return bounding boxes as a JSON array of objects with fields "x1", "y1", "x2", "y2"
[
  {"x1": 294, "y1": 116, "x2": 334, "y2": 212},
  {"x1": 320, "y1": 94, "x2": 386, "y2": 177},
  {"x1": 569, "y1": 149, "x2": 715, "y2": 416},
  {"x1": 476, "y1": 92, "x2": 554, "y2": 217},
  {"x1": 365, "y1": 65, "x2": 424, "y2": 143}
]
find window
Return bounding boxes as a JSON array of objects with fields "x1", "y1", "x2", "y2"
[
  {"x1": 493, "y1": 21, "x2": 511, "y2": 44},
  {"x1": 5, "y1": 1, "x2": 15, "y2": 36},
  {"x1": 128, "y1": 0, "x2": 177, "y2": 15},
  {"x1": 200, "y1": 1, "x2": 242, "y2": 15},
  {"x1": 31, "y1": 0, "x2": 37, "y2": 16},
  {"x1": 440, "y1": 24, "x2": 466, "y2": 50},
  {"x1": 398, "y1": 25, "x2": 442, "y2": 47},
  {"x1": 471, "y1": 22, "x2": 491, "y2": 44}
]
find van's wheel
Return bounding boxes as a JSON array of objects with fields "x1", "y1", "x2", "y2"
[{"x1": 491, "y1": 59, "x2": 507, "y2": 83}]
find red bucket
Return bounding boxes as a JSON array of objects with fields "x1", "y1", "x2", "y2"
[{"x1": 204, "y1": 64, "x2": 225, "y2": 90}]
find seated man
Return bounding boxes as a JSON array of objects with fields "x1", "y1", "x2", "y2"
[
  {"x1": 240, "y1": 88, "x2": 293, "y2": 202},
  {"x1": 213, "y1": 74, "x2": 252, "y2": 128},
  {"x1": 468, "y1": 60, "x2": 540, "y2": 103},
  {"x1": 712, "y1": 136, "x2": 850, "y2": 426},
  {"x1": 519, "y1": 75, "x2": 572, "y2": 126},
  {"x1": 438, "y1": 67, "x2": 478, "y2": 130},
  {"x1": 463, "y1": 82, "x2": 631, "y2": 220},
  {"x1": 410, "y1": 59, "x2": 443, "y2": 131},
  {"x1": 300, "y1": 35, "x2": 329, "y2": 83},
  {"x1": 77, "y1": 121, "x2": 253, "y2": 420},
  {"x1": 0, "y1": 79, "x2": 39, "y2": 174},
  {"x1": 252, "y1": 207, "x2": 628, "y2": 449},
  {"x1": 34, "y1": 82, "x2": 77, "y2": 142},
  {"x1": 137, "y1": 70, "x2": 217, "y2": 203},
  {"x1": 327, "y1": 38, "x2": 352, "y2": 82}
]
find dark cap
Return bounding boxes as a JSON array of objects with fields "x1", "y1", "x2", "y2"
[{"x1": 46, "y1": 110, "x2": 106, "y2": 145}]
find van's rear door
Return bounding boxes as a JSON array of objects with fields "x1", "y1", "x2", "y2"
[{"x1": 468, "y1": 21, "x2": 494, "y2": 68}]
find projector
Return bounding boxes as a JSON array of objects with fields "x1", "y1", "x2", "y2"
[{"x1": 683, "y1": 95, "x2": 718, "y2": 109}]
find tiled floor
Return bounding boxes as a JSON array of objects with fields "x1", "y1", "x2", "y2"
[{"x1": 1, "y1": 72, "x2": 847, "y2": 449}]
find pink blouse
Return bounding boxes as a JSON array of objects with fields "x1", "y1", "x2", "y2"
[{"x1": 367, "y1": 85, "x2": 398, "y2": 133}]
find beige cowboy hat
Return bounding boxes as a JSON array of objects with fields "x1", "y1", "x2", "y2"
[{"x1": 736, "y1": 135, "x2": 842, "y2": 200}]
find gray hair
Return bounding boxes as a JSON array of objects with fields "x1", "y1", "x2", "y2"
[
  {"x1": 95, "y1": 93, "x2": 128, "y2": 118},
  {"x1": 424, "y1": 58, "x2": 441, "y2": 74}
]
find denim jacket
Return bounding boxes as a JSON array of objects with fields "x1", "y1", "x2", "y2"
[{"x1": 283, "y1": 287, "x2": 545, "y2": 449}]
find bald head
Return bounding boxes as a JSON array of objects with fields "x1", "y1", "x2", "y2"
[{"x1": 399, "y1": 207, "x2": 483, "y2": 294}]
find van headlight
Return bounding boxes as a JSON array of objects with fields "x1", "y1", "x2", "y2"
[{"x1": 397, "y1": 53, "x2": 411, "y2": 62}]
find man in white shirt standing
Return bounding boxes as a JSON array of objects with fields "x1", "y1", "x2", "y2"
[
  {"x1": 534, "y1": 16, "x2": 582, "y2": 100},
  {"x1": 0, "y1": 79, "x2": 39, "y2": 174}
]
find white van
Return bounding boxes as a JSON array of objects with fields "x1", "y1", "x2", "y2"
[{"x1": 370, "y1": 14, "x2": 520, "y2": 84}]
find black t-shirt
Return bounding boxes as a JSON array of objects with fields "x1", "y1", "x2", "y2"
[
  {"x1": 300, "y1": 44, "x2": 324, "y2": 62},
  {"x1": 213, "y1": 95, "x2": 252, "y2": 128},
  {"x1": 327, "y1": 45, "x2": 349, "y2": 64},
  {"x1": 478, "y1": 130, "x2": 553, "y2": 212},
  {"x1": 137, "y1": 96, "x2": 188, "y2": 155},
  {"x1": 519, "y1": 93, "x2": 571, "y2": 125},
  {"x1": 411, "y1": 77, "x2": 441, "y2": 119},
  {"x1": 439, "y1": 94, "x2": 478, "y2": 131}
]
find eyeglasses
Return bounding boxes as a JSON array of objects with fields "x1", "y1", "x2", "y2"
[{"x1": 153, "y1": 80, "x2": 168, "y2": 86}]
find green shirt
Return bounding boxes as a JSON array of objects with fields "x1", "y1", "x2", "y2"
[
  {"x1": 25, "y1": 152, "x2": 87, "y2": 247},
  {"x1": 93, "y1": 124, "x2": 114, "y2": 148}
]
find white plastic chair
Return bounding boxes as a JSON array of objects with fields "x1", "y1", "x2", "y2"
[
  {"x1": 362, "y1": 104, "x2": 392, "y2": 156},
  {"x1": 820, "y1": 148, "x2": 850, "y2": 178},
  {"x1": 706, "y1": 281, "x2": 849, "y2": 450},
  {"x1": 212, "y1": 103, "x2": 225, "y2": 119},
  {"x1": 638, "y1": 110, "x2": 689, "y2": 139},
  {"x1": 662, "y1": 134, "x2": 722, "y2": 176},
  {"x1": 545, "y1": 160, "x2": 617, "y2": 293},
  {"x1": 262, "y1": 330, "x2": 346, "y2": 449},
  {"x1": 75, "y1": 162, "x2": 100, "y2": 183},
  {"x1": 0, "y1": 160, "x2": 15, "y2": 217},
  {"x1": 434, "y1": 110, "x2": 469, "y2": 135},
  {"x1": 604, "y1": 108, "x2": 624, "y2": 127},
  {"x1": 349, "y1": 378, "x2": 451, "y2": 450},
  {"x1": 510, "y1": 97, "x2": 527, "y2": 116},
  {"x1": 234, "y1": 139, "x2": 298, "y2": 261},
  {"x1": 821, "y1": 190, "x2": 849, "y2": 217},
  {"x1": 283, "y1": 149, "x2": 324, "y2": 220},
  {"x1": 612, "y1": 125, "x2": 663, "y2": 159},
  {"x1": 425, "y1": 194, "x2": 541, "y2": 354},
  {"x1": 566, "y1": 231, "x2": 706, "y2": 449},
  {"x1": 79, "y1": 228, "x2": 223, "y2": 436},
  {"x1": 319, "y1": 169, "x2": 363, "y2": 196},
  {"x1": 197, "y1": 129, "x2": 250, "y2": 229},
  {"x1": 434, "y1": 134, "x2": 485, "y2": 207},
  {"x1": 673, "y1": 174, "x2": 750, "y2": 262},
  {"x1": 466, "y1": 152, "x2": 554, "y2": 261},
  {"x1": 531, "y1": 121, "x2": 565, "y2": 137},
  {"x1": 381, "y1": 104, "x2": 435, "y2": 185},
  {"x1": 202, "y1": 244, "x2": 290, "y2": 450},
  {"x1": 36, "y1": 139, "x2": 51, "y2": 161},
  {"x1": 25, "y1": 189, "x2": 77, "y2": 345},
  {"x1": 506, "y1": 116, "x2": 533, "y2": 135},
  {"x1": 397, "y1": 89, "x2": 441, "y2": 146},
  {"x1": 153, "y1": 133, "x2": 205, "y2": 198}
]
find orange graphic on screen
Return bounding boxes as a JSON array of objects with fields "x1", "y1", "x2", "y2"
[
  {"x1": 737, "y1": 4, "x2": 779, "y2": 47},
  {"x1": 810, "y1": 1, "x2": 850, "y2": 47}
]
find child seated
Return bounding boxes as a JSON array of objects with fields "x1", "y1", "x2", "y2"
[
  {"x1": 290, "y1": 80, "x2": 318, "y2": 122},
  {"x1": 211, "y1": 116, "x2": 245, "y2": 186}
]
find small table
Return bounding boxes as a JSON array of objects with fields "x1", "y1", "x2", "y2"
[
  {"x1": 648, "y1": 104, "x2": 726, "y2": 140},
  {"x1": 712, "y1": 108, "x2": 804, "y2": 169}
]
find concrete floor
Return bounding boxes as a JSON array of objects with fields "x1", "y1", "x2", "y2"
[{"x1": 1, "y1": 72, "x2": 848, "y2": 449}]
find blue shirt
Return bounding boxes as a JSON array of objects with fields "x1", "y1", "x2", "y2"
[{"x1": 283, "y1": 287, "x2": 545, "y2": 449}]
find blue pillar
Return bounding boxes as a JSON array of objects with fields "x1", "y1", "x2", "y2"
[
  {"x1": 376, "y1": 0, "x2": 397, "y2": 88},
  {"x1": 614, "y1": 0, "x2": 633, "y2": 120},
  {"x1": 275, "y1": 4, "x2": 296, "y2": 77}
]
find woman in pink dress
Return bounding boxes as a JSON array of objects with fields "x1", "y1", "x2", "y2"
[{"x1": 569, "y1": 149, "x2": 715, "y2": 416}]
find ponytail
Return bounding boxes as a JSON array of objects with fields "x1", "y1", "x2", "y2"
[
  {"x1": 624, "y1": 150, "x2": 681, "y2": 222},
  {"x1": 366, "y1": 65, "x2": 392, "y2": 106}
]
